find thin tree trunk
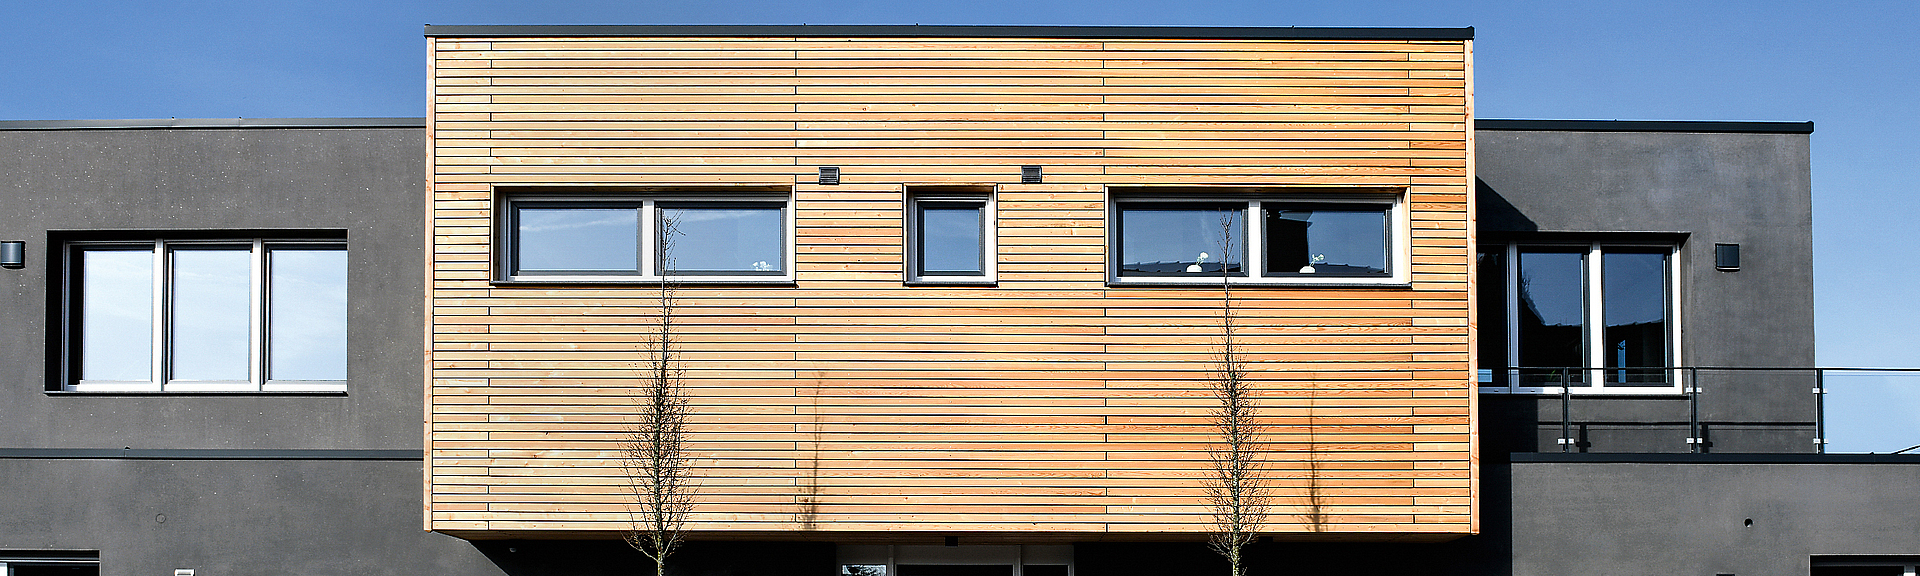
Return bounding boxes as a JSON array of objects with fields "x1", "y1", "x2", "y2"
[{"x1": 626, "y1": 217, "x2": 693, "y2": 576}]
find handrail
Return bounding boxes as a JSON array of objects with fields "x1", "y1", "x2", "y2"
[{"x1": 1480, "y1": 366, "x2": 1920, "y2": 455}]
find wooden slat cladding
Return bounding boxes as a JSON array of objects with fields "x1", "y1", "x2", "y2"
[{"x1": 427, "y1": 35, "x2": 1473, "y2": 537}]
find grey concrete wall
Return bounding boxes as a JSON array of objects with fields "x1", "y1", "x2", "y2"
[
  {"x1": 0, "y1": 458, "x2": 499, "y2": 576},
  {"x1": 1510, "y1": 461, "x2": 1920, "y2": 576},
  {"x1": 0, "y1": 127, "x2": 424, "y2": 450},
  {"x1": 0, "y1": 126, "x2": 455, "y2": 574},
  {"x1": 1476, "y1": 129, "x2": 1817, "y2": 453},
  {"x1": 1073, "y1": 460, "x2": 1920, "y2": 576}
]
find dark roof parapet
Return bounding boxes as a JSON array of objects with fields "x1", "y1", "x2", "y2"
[
  {"x1": 1478, "y1": 119, "x2": 1813, "y2": 134},
  {"x1": 0, "y1": 118, "x2": 426, "y2": 131}
]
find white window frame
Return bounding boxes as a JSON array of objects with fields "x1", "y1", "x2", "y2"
[
  {"x1": 1478, "y1": 241, "x2": 1684, "y2": 395},
  {"x1": 61, "y1": 238, "x2": 347, "y2": 393},
  {"x1": 1105, "y1": 191, "x2": 1409, "y2": 286},
  {"x1": 499, "y1": 194, "x2": 796, "y2": 284},
  {"x1": 905, "y1": 191, "x2": 997, "y2": 284},
  {"x1": 838, "y1": 544, "x2": 1073, "y2": 576}
]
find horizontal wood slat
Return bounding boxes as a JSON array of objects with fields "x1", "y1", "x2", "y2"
[{"x1": 427, "y1": 34, "x2": 1473, "y2": 537}]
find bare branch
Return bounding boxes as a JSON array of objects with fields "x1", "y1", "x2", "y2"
[
  {"x1": 1203, "y1": 211, "x2": 1269, "y2": 576},
  {"x1": 625, "y1": 215, "x2": 695, "y2": 576}
]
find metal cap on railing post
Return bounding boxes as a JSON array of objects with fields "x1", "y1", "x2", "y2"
[
  {"x1": 1560, "y1": 370, "x2": 1574, "y2": 453},
  {"x1": 1687, "y1": 368, "x2": 1703, "y2": 454},
  {"x1": 1814, "y1": 369, "x2": 1827, "y2": 454}
]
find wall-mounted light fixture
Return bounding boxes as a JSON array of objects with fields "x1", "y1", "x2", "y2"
[
  {"x1": 1714, "y1": 243, "x2": 1740, "y2": 271},
  {"x1": 0, "y1": 241, "x2": 24, "y2": 269},
  {"x1": 1020, "y1": 165, "x2": 1043, "y2": 184}
]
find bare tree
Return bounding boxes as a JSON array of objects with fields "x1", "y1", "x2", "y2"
[
  {"x1": 1303, "y1": 376, "x2": 1326, "y2": 532},
  {"x1": 625, "y1": 217, "x2": 694, "y2": 576},
  {"x1": 1203, "y1": 212, "x2": 1270, "y2": 576}
]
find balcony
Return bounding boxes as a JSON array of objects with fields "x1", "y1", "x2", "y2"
[{"x1": 1479, "y1": 367, "x2": 1920, "y2": 455}]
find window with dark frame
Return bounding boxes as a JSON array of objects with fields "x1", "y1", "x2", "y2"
[
  {"x1": 906, "y1": 193, "x2": 993, "y2": 283},
  {"x1": 0, "y1": 551, "x2": 101, "y2": 575},
  {"x1": 63, "y1": 239, "x2": 347, "y2": 393},
  {"x1": 1111, "y1": 195, "x2": 1396, "y2": 284},
  {"x1": 504, "y1": 195, "x2": 792, "y2": 282},
  {"x1": 1478, "y1": 241, "x2": 1679, "y2": 393}
]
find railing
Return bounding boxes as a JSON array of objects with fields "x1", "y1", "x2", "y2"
[{"x1": 1479, "y1": 367, "x2": 1920, "y2": 454}]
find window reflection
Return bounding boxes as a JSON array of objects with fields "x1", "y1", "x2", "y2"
[
  {"x1": 659, "y1": 204, "x2": 785, "y2": 274},
  {"x1": 77, "y1": 248, "x2": 154, "y2": 382},
  {"x1": 1118, "y1": 203, "x2": 1243, "y2": 276},
  {"x1": 1265, "y1": 207, "x2": 1388, "y2": 276},
  {"x1": 170, "y1": 248, "x2": 251, "y2": 381},
  {"x1": 1476, "y1": 249, "x2": 1507, "y2": 384},
  {"x1": 918, "y1": 202, "x2": 984, "y2": 275},
  {"x1": 1517, "y1": 249, "x2": 1586, "y2": 386},
  {"x1": 269, "y1": 248, "x2": 348, "y2": 381},
  {"x1": 1604, "y1": 249, "x2": 1669, "y2": 385},
  {"x1": 515, "y1": 207, "x2": 639, "y2": 273}
]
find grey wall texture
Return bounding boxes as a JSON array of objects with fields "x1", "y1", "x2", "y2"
[
  {"x1": 0, "y1": 458, "x2": 499, "y2": 576},
  {"x1": 1476, "y1": 129, "x2": 1818, "y2": 453},
  {"x1": 0, "y1": 126, "x2": 425, "y2": 450},
  {"x1": 3, "y1": 124, "x2": 1893, "y2": 576},
  {"x1": 1510, "y1": 461, "x2": 1920, "y2": 576},
  {"x1": 0, "y1": 125, "x2": 484, "y2": 575}
]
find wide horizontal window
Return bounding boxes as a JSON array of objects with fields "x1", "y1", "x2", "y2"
[
  {"x1": 1479, "y1": 242, "x2": 1680, "y2": 394},
  {"x1": 64, "y1": 239, "x2": 347, "y2": 392},
  {"x1": 1110, "y1": 194, "x2": 1401, "y2": 284},
  {"x1": 504, "y1": 196, "x2": 792, "y2": 282}
]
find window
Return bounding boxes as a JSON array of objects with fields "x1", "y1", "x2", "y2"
[
  {"x1": 1109, "y1": 193, "x2": 1403, "y2": 285},
  {"x1": 0, "y1": 552, "x2": 99, "y2": 575},
  {"x1": 907, "y1": 192, "x2": 995, "y2": 283},
  {"x1": 1478, "y1": 242, "x2": 1680, "y2": 393},
  {"x1": 1811, "y1": 557, "x2": 1920, "y2": 576},
  {"x1": 62, "y1": 239, "x2": 345, "y2": 393},
  {"x1": 503, "y1": 195, "x2": 792, "y2": 282}
]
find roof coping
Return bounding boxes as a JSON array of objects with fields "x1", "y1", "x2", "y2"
[
  {"x1": 1478, "y1": 119, "x2": 1813, "y2": 134},
  {"x1": 0, "y1": 118, "x2": 426, "y2": 131},
  {"x1": 424, "y1": 24, "x2": 1474, "y2": 41}
]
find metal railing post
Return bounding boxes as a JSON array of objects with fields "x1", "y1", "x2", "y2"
[
  {"x1": 1687, "y1": 368, "x2": 1702, "y2": 454},
  {"x1": 1814, "y1": 369, "x2": 1827, "y2": 454},
  {"x1": 1560, "y1": 370, "x2": 1573, "y2": 453}
]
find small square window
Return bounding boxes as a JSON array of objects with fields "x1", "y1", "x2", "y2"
[
  {"x1": 502, "y1": 194, "x2": 793, "y2": 283},
  {"x1": 1109, "y1": 192, "x2": 1402, "y2": 285},
  {"x1": 906, "y1": 193, "x2": 995, "y2": 284},
  {"x1": 63, "y1": 238, "x2": 346, "y2": 392}
]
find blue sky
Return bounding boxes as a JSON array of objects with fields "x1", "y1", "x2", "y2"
[{"x1": 5, "y1": 0, "x2": 1915, "y2": 451}]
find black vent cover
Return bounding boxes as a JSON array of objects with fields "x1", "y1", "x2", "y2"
[
  {"x1": 1020, "y1": 165, "x2": 1043, "y2": 184},
  {"x1": 818, "y1": 166, "x2": 840, "y2": 185}
]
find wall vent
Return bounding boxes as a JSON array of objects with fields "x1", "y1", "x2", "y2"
[
  {"x1": 818, "y1": 166, "x2": 840, "y2": 185},
  {"x1": 1020, "y1": 165, "x2": 1043, "y2": 184}
]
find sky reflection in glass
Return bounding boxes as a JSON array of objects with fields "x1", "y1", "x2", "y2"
[
  {"x1": 170, "y1": 248, "x2": 251, "y2": 381},
  {"x1": 79, "y1": 248, "x2": 153, "y2": 381},
  {"x1": 270, "y1": 248, "x2": 348, "y2": 381}
]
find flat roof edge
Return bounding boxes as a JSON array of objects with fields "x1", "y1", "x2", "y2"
[
  {"x1": 1510, "y1": 453, "x2": 1920, "y2": 464},
  {"x1": 1478, "y1": 119, "x2": 1813, "y2": 134},
  {"x1": 423, "y1": 24, "x2": 1474, "y2": 41},
  {"x1": 0, "y1": 118, "x2": 427, "y2": 131}
]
